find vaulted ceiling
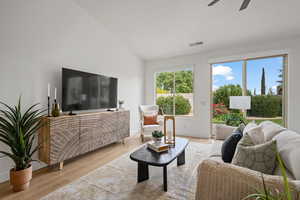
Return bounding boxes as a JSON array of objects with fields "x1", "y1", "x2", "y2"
[{"x1": 73, "y1": 0, "x2": 300, "y2": 60}]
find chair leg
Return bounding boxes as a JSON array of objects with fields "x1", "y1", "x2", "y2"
[{"x1": 141, "y1": 134, "x2": 144, "y2": 142}]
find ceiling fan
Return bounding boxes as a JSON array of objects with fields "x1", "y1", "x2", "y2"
[{"x1": 208, "y1": 0, "x2": 252, "y2": 11}]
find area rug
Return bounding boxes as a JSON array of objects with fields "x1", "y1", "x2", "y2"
[{"x1": 41, "y1": 141, "x2": 212, "y2": 200}]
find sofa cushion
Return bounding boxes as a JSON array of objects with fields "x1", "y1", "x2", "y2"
[
  {"x1": 273, "y1": 130, "x2": 300, "y2": 180},
  {"x1": 232, "y1": 133, "x2": 277, "y2": 175},
  {"x1": 260, "y1": 121, "x2": 286, "y2": 141},
  {"x1": 215, "y1": 124, "x2": 236, "y2": 140},
  {"x1": 221, "y1": 129, "x2": 243, "y2": 163}
]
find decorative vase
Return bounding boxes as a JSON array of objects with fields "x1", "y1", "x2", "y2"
[
  {"x1": 51, "y1": 103, "x2": 61, "y2": 117},
  {"x1": 118, "y1": 100, "x2": 124, "y2": 110},
  {"x1": 153, "y1": 137, "x2": 162, "y2": 145},
  {"x1": 10, "y1": 165, "x2": 32, "y2": 192}
]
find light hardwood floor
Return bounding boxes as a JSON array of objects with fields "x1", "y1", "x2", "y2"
[{"x1": 0, "y1": 135, "x2": 210, "y2": 200}]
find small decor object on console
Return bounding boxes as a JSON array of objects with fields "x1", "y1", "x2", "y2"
[
  {"x1": 152, "y1": 130, "x2": 164, "y2": 145},
  {"x1": 164, "y1": 115, "x2": 176, "y2": 146},
  {"x1": 51, "y1": 88, "x2": 61, "y2": 117},
  {"x1": 51, "y1": 102, "x2": 60, "y2": 117},
  {"x1": 147, "y1": 141, "x2": 169, "y2": 153},
  {"x1": 118, "y1": 100, "x2": 124, "y2": 110},
  {"x1": 47, "y1": 83, "x2": 51, "y2": 117}
]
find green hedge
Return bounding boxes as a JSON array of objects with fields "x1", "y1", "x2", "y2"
[
  {"x1": 248, "y1": 95, "x2": 282, "y2": 117},
  {"x1": 156, "y1": 95, "x2": 191, "y2": 115}
]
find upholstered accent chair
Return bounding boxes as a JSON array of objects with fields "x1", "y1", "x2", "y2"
[{"x1": 139, "y1": 105, "x2": 163, "y2": 142}]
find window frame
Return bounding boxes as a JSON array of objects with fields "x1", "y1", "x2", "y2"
[
  {"x1": 210, "y1": 54, "x2": 288, "y2": 128},
  {"x1": 154, "y1": 66, "x2": 195, "y2": 117}
]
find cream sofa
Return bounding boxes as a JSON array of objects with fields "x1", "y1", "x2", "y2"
[{"x1": 196, "y1": 122, "x2": 300, "y2": 200}]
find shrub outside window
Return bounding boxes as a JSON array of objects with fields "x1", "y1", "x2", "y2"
[{"x1": 155, "y1": 68, "x2": 193, "y2": 116}]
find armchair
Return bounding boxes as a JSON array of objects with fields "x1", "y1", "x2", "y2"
[{"x1": 139, "y1": 105, "x2": 163, "y2": 142}]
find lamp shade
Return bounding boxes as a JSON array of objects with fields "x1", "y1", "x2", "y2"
[{"x1": 229, "y1": 96, "x2": 251, "y2": 110}]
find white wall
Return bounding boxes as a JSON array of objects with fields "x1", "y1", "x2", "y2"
[
  {"x1": 0, "y1": 0, "x2": 144, "y2": 182},
  {"x1": 145, "y1": 37, "x2": 300, "y2": 138}
]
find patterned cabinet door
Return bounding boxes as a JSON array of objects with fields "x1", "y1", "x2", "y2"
[
  {"x1": 49, "y1": 116, "x2": 80, "y2": 164},
  {"x1": 79, "y1": 114, "x2": 102, "y2": 154},
  {"x1": 117, "y1": 111, "x2": 130, "y2": 141},
  {"x1": 98, "y1": 112, "x2": 118, "y2": 148}
]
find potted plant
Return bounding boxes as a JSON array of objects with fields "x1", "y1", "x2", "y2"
[
  {"x1": 0, "y1": 97, "x2": 44, "y2": 192},
  {"x1": 152, "y1": 130, "x2": 164, "y2": 144}
]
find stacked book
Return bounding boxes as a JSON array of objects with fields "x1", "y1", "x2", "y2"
[{"x1": 147, "y1": 141, "x2": 169, "y2": 153}]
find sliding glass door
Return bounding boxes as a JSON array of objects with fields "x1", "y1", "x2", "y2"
[
  {"x1": 212, "y1": 55, "x2": 287, "y2": 126},
  {"x1": 212, "y1": 61, "x2": 243, "y2": 124}
]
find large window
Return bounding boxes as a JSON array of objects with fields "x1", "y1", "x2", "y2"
[
  {"x1": 155, "y1": 68, "x2": 193, "y2": 116},
  {"x1": 212, "y1": 55, "x2": 286, "y2": 126}
]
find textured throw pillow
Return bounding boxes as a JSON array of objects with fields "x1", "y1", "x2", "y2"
[
  {"x1": 237, "y1": 132, "x2": 254, "y2": 146},
  {"x1": 232, "y1": 133, "x2": 277, "y2": 175},
  {"x1": 246, "y1": 126, "x2": 265, "y2": 145},
  {"x1": 143, "y1": 115, "x2": 158, "y2": 125},
  {"x1": 260, "y1": 121, "x2": 286, "y2": 142},
  {"x1": 221, "y1": 128, "x2": 243, "y2": 163},
  {"x1": 273, "y1": 130, "x2": 300, "y2": 180},
  {"x1": 243, "y1": 122, "x2": 257, "y2": 135}
]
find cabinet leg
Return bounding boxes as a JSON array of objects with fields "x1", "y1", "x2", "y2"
[
  {"x1": 59, "y1": 161, "x2": 64, "y2": 170},
  {"x1": 122, "y1": 139, "x2": 125, "y2": 144}
]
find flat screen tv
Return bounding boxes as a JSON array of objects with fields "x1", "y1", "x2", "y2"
[{"x1": 62, "y1": 68, "x2": 118, "y2": 113}]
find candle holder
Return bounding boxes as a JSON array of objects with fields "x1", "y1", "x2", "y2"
[{"x1": 47, "y1": 96, "x2": 50, "y2": 117}]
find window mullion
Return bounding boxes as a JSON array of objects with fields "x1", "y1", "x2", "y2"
[
  {"x1": 242, "y1": 60, "x2": 247, "y2": 96},
  {"x1": 173, "y1": 71, "x2": 176, "y2": 116}
]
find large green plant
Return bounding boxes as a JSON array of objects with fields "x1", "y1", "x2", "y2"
[{"x1": 0, "y1": 98, "x2": 45, "y2": 171}]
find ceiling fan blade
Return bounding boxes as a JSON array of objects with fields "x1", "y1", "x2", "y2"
[
  {"x1": 208, "y1": 0, "x2": 221, "y2": 6},
  {"x1": 239, "y1": 0, "x2": 251, "y2": 10}
]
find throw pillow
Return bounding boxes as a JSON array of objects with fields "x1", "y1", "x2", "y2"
[
  {"x1": 144, "y1": 115, "x2": 158, "y2": 125},
  {"x1": 232, "y1": 133, "x2": 277, "y2": 175},
  {"x1": 246, "y1": 126, "x2": 265, "y2": 145},
  {"x1": 243, "y1": 122, "x2": 257, "y2": 135},
  {"x1": 260, "y1": 121, "x2": 286, "y2": 142},
  {"x1": 273, "y1": 130, "x2": 300, "y2": 180},
  {"x1": 237, "y1": 132, "x2": 254, "y2": 146},
  {"x1": 221, "y1": 128, "x2": 243, "y2": 163}
]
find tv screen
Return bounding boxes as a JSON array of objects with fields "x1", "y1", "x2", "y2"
[{"x1": 62, "y1": 68, "x2": 118, "y2": 112}]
